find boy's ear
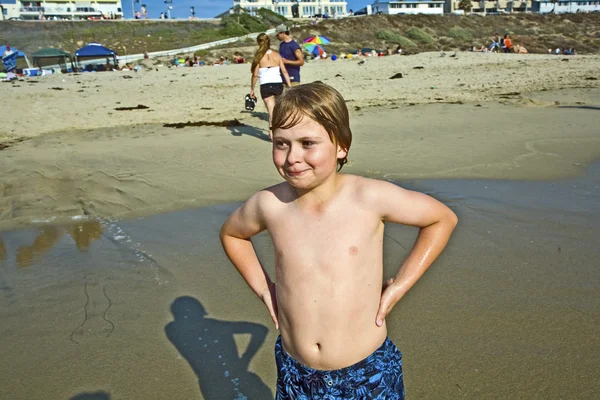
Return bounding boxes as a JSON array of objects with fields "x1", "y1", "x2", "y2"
[{"x1": 336, "y1": 145, "x2": 348, "y2": 160}]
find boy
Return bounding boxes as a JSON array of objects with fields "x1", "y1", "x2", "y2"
[{"x1": 220, "y1": 82, "x2": 458, "y2": 398}]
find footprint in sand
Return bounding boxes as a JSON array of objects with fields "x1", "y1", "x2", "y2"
[{"x1": 70, "y1": 274, "x2": 115, "y2": 344}]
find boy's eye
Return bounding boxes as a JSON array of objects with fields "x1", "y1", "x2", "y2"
[
  {"x1": 275, "y1": 141, "x2": 288, "y2": 149},
  {"x1": 302, "y1": 141, "x2": 316, "y2": 147}
]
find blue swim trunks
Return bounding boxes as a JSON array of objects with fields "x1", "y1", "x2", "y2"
[{"x1": 275, "y1": 336, "x2": 405, "y2": 399}]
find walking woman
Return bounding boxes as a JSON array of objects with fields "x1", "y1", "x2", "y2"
[{"x1": 250, "y1": 33, "x2": 292, "y2": 141}]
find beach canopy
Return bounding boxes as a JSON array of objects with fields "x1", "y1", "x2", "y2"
[
  {"x1": 3, "y1": 46, "x2": 27, "y2": 58},
  {"x1": 32, "y1": 47, "x2": 73, "y2": 69},
  {"x1": 31, "y1": 47, "x2": 71, "y2": 58},
  {"x1": 2, "y1": 46, "x2": 32, "y2": 71},
  {"x1": 74, "y1": 42, "x2": 117, "y2": 68},
  {"x1": 75, "y1": 43, "x2": 116, "y2": 58}
]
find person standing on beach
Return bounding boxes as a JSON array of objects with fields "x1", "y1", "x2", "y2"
[
  {"x1": 503, "y1": 33, "x2": 513, "y2": 53},
  {"x1": 220, "y1": 82, "x2": 458, "y2": 398},
  {"x1": 250, "y1": 33, "x2": 292, "y2": 142},
  {"x1": 275, "y1": 24, "x2": 304, "y2": 86}
]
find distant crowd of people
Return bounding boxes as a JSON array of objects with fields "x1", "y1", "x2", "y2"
[{"x1": 470, "y1": 33, "x2": 528, "y2": 54}]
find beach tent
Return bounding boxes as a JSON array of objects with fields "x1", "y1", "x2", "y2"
[
  {"x1": 1, "y1": 46, "x2": 31, "y2": 70},
  {"x1": 74, "y1": 42, "x2": 117, "y2": 66},
  {"x1": 31, "y1": 47, "x2": 74, "y2": 70}
]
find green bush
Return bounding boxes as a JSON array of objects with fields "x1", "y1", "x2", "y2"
[
  {"x1": 256, "y1": 8, "x2": 287, "y2": 27},
  {"x1": 220, "y1": 19, "x2": 249, "y2": 37},
  {"x1": 194, "y1": 49, "x2": 209, "y2": 58},
  {"x1": 375, "y1": 30, "x2": 417, "y2": 47},
  {"x1": 376, "y1": 29, "x2": 398, "y2": 42},
  {"x1": 237, "y1": 13, "x2": 269, "y2": 33},
  {"x1": 448, "y1": 27, "x2": 473, "y2": 41},
  {"x1": 406, "y1": 27, "x2": 434, "y2": 44},
  {"x1": 220, "y1": 13, "x2": 268, "y2": 37}
]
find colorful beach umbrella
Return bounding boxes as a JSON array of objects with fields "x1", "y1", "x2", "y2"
[
  {"x1": 303, "y1": 35, "x2": 331, "y2": 45},
  {"x1": 304, "y1": 43, "x2": 325, "y2": 56}
]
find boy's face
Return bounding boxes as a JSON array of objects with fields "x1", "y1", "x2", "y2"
[{"x1": 272, "y1": 115, "x2": 347, "y2": 190}]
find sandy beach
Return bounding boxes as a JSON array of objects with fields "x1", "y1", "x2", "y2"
[
  {"x1": 1, "y1": 52, "x2": 599, "y2": 231},
  {"x1": 1, "y1": 51, "x2": 599, "y2": 399}
]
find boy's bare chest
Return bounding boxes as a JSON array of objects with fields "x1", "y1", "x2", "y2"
[{"x1": 267, "y1": 207, "x2": 382, "y2": 261}]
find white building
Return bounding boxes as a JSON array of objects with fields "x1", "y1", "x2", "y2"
[
  {"x1": 532, "y1": 0, "x2": 599, "y2": 13},
  {"x1": 446, "y1": 0, "x2": 532, "y2": 14},
  {"x1": 370, "y1": 0, "x2": 444, "y2": 15},
  {"x1": 14, "y1": 0, "x2": 123, "y2": 20},
  {"x1": 1, "y1": 3, "x2": 21, "y2": 19},
  {"x1": 233, "y1": 0, "x2": 348, "y2": 19}
]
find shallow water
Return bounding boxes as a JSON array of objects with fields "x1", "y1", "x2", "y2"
[{"x1": 0, "y1": 164, "x2": 599, "y2": 399}]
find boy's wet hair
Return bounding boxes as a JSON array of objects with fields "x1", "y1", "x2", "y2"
[{"x1": 271, "y1": 82, "x2": 352, "y2": 170}]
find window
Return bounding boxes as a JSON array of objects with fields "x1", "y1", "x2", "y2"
[{"x1": 302, "y1": 5, "x2": 315, "y2": 16}]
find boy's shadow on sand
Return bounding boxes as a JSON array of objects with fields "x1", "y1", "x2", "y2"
[{"x1": 165, "y1": 296, "x2": 274, "y2": 400}]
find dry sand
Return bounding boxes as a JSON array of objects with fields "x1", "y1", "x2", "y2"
[
  {"x1": 1, "y1": 52, "x2": 599, "y2": 231},
  {"x1": 0, "y1": 51, "x2": 599, "y2": 400}
]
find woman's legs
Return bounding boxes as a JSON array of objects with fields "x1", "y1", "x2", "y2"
[{"x1": 263, "y1": 96, "x2": 276, "y2": 141}]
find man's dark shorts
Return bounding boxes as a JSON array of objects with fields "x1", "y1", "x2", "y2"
[
  {"x1": 275, "y1": 336, "x2": 405, "y2": 399},
  {"x1": 260, "y1": 83, "x2": 284, "y2": 99}
]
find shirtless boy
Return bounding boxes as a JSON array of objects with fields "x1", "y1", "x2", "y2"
[{"x1": 220, "y1": 82, "x2": 458, "y2": 398}]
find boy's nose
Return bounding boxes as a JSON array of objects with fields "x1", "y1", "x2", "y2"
[{"x1": 286, "y1": 145, "x2": 302, "y2": 164}]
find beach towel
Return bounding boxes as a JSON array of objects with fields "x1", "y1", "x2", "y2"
[{"x1": 2, "y1": 51, "x2": 18, "y2": 72}]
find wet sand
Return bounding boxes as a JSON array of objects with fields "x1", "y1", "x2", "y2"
[
  {"x1": 0, "y1": 162, "x2": 599, "y2": 399},
  {"x1": 2, "y1": 93, "x2": 600, "y2": 232}
]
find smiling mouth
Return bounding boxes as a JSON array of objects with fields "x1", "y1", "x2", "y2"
[{"x1": 285, "y1": 170, "x2": 307, "y2": 177}]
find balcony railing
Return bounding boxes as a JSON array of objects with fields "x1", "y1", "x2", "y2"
[{"x1": 20, "y1": 6, "x2": 102, "y2": 14}]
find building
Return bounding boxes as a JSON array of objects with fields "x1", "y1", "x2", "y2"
[
  {"x1": 446, "y1": 0, "x2": 533, "y2": 14},
  {"x1": 370, "y1": 0, "x2": 445, "y2": 15},
  {"x1": 532, "y1": 0, "x2": 600, "y2": 13},
  {"x1": 232, "y1": 0, "x2": 348, "y2": 19},
  {"x1": 1, "y1": 1, "x2": 21, "y2": 19},
  {"x1": 10, "y1": 0, "x2": 123, "y2": 20}
]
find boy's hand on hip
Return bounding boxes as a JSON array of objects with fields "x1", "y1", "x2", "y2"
[
  {"x1": 261, "y1": 282, "x2": 279, "y2": 330},
  {"x1": 376, "y1": 278, "x2": 402, "y2": 327}
]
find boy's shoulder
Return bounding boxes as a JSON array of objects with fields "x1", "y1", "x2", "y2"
[
  {"x1": 341, "y1": 174, "x2": 400, "y2": 200},
  {"x1": 250, "y1": 182, "x2": 296, "y2": 206}
]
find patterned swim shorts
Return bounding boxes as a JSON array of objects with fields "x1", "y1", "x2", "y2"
[{"x1": 275, "y1": 336, "x2": 405, "y2": 399}]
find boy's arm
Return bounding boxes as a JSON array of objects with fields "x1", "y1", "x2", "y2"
[
  {"x1": 369, "y1": 180, "x2": 458, "y2": 327},
  {"x1": 219, "y1": 192, "x2": 279, "y2": 328}
]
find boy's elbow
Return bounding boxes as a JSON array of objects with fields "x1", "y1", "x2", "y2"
[
  {"x1": 446, "y1": 208, "x2": 458, "y2": 230},
  {"x1": 219, "y1": 223, "x2": 230, "y2": 243}
]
